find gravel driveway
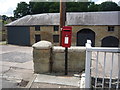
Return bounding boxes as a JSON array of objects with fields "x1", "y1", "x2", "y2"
[{"x1": 0, "y1": 45, "x2": 33, "y2": 63}]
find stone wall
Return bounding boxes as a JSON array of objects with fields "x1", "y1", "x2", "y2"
[
  {"x1": 32, "y1": 41, "x2": 52, "y2": 73},
  {"x1": 30, "y1": 26, "x2": 59, "y2": 46},
  {"x1": 32, "y1": 41, "x2": 86, "y2": 74},
  {"x1": 72, "y1": 25, "x2": 120, "y2": 46},
  {"x1": 30, "y1": 25, "x2": 120, "y2": 47},
  {"x1": 52, "y1": 47, "x2": 86, "y2": 73}
]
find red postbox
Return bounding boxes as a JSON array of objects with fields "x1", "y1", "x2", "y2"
[{"x1": 61, "y1": 26, "x2": 72, "y2": 47}]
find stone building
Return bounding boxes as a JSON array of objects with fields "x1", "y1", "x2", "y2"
[{"x1": 6, "y1": 11, "x2": 120, "y2": 47}]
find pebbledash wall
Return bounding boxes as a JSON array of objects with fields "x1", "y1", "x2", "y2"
[{"x1": 32, "y1": 41, "x2": 86, "y2": 73}]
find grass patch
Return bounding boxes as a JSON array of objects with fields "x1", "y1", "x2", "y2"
[
  {"x1": 0, "y1": 41, "x2": 7, "y2": 45},
  {"x1": 0, "y1": 31, "x2": 6, "y2": 34},
  {"x1": 0, "y1": 20, "x2": 2, "y2": 22}
]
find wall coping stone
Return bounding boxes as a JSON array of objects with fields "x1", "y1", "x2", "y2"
[
  {"x1": 53, "y1": 46, "x2": 86, "y2": 52},
  {"x1": 32, "y1": 40, "x2": 52, "y2": 49}
]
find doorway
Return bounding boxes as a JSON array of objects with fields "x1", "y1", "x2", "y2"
[
  {"x1": 101, "y1": 36, "x2": 119, "y2": 47},
  {"x1": 77, "y1": 29, "x2": 95, "y2": 46}
]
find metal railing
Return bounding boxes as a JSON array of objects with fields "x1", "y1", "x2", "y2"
[{"x1": 85, "y1": 40, "x2": 120, "y2": 89}]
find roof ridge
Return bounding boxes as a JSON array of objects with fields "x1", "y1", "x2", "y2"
[{"x1": 6, "y1": 11, "x2": 120, "y2": 26}]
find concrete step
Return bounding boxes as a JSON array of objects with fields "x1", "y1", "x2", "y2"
[{"x1": 32, "y1": 74, "x2": 80, "y2": 87}]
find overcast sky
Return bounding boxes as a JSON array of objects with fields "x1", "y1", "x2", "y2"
[{"x1": 0, "y1": 0, "x2": 119, "y2": 17}]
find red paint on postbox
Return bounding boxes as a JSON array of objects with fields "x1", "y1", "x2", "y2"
[{"x1": 61, "y1": 26, "x2": 72, "y2": 47}]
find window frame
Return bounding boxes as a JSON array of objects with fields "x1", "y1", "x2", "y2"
[
  {"x1": 54, "y1": 26, "x2": 59, "y2": 31},
  {"x1": 35, "y1": 26, "x2": 40, "y2": 31},
  {"x1": 53, "y1": 35, "x2": 59, "y2": 43},
  {"x1": 108, "y1": 26, "x2": 114, "y2": 32},
  {"x1": 35, "y1": 34, "x2": 41, "y2": 43}
]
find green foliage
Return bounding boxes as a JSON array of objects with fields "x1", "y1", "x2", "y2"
[
  {"x1": 29, "y1": 2, "x2": 59, "y2": 14},
  {"x1": 49, "y1": 2, "x2": 59, "y2": 13},
  {"x1": 14, "y1": 2, "x2": 30, "y2": 19},
  {"x1": 66, "y1": 2, "x2": 92, "y2": 12},
  {"x1": 2, "y1": 15, "x2": 8, "y2": 21},
  {"x1": 2, "y1": 15, "x2": 8, "y2": 24},
  {"x1": 88, "y1": 2, "x2": 99, "y2": 12},
  {"x1": 1, "y1": 15, "x2": 15, "y2": 25},
  {"x1": 99, "y1": 1, "x2": 119, "y2": 11},
  {"x1": 14, "y1": 1, "x2": 120, "y2": 18}
]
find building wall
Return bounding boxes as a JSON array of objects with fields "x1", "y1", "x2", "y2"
[
  {"x1": 118, "y1": 26, "x2": 120, "y2": 47},
  {"x1": 7, "y1": 26, "x2": 30, "y2": 46},
  {"x1": 30, "y1": 25, "x2": 120, "y2": 47},
  {"x1": 30, "y1": 26, "x2": 59, "y2": 46},
  {"x1": 71, "y1": 25, "x2": 120, "y2": 47}
]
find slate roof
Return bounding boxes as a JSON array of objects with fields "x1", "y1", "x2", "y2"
[{"x1": 6, "y1": 11, "x2": 120, "y2": 26}]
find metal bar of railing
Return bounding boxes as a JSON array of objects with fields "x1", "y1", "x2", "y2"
[
  {"x1": 85, "y1": 40, "x2": 92, "y2": 88},
  {"x1": 102, "y1": 52, "x2": 106, "y2": 88},
  {"x1": 87, "y1": 47, "x2": 120, "y2": 53},
  {"x1": 85, "y1": 50, "x2": 92, "y2": 88},
  {"x1": 116, "y1": 62, "x2": 120, "y2": 89},
  {"x1": 95, "y1": 51, "x2": 99, "y2": 88},
  {"x1": 109, "y1": 53, "x2": 114, "y2": 88},
  {"x1": 85, "y1": 40, "x2": 120, "y2": 88}
]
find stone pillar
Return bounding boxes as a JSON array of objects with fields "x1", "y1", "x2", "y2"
[{"x1": 32, "y1": 41, "x2": 52, "y2": 74}]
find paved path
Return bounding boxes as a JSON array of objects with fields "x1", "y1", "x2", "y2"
[
  {"x1": 32, "y1": 74, "x2": 80, "y2": 87},
  {"x1": 0, "y1": 45, "x2": 34, "y2": 89},
  {"x1": 0, "y1": 45, "x2": 33, "y2": 62},
  {"x1": 1, "y1": 44, "x2": 118, "y2": 88},
  {"x1": 0, "y1": 45, "x2": 81, "y2": 89}
]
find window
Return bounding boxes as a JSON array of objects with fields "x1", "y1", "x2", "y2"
[
  {"x1": 35, "y1": 35, "x2": 41, "y2": 43},
  {"x1": 54, "y1": 26, "x2": 59, "y2": 31},
  {"x1": 108, "y1": 26, "x2": 114, "y2": 32},
  {"x1": 53, "y1": 35, "x2": 59, "y2": 43},
  {"x1": 35, "y1": 26, "x2": 40, "y2": 31}
]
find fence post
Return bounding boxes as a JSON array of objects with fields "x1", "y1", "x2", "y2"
[{"x1": 85, "y1": 40, "x2": 92, "y2": 88}]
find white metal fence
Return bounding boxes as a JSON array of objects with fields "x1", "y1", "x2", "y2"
[{"x1": 85, "y1": 40, "x2": 120, "y2": 89}]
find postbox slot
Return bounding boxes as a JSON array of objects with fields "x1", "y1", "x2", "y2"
[{"x1": 64, "y1": 30, "x2": 70, "y2": 32}]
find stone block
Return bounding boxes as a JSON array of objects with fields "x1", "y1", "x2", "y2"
[
  {"x1": 52, "y1": 51, "x2": 85, "y2": 73},
  {"x1": 33, "y1": 58, "x2": 50, "y2": 63},
  {"x1": 33, "y1": 49, "x2": 50, "y2": 60},
  {"x1": 32, "y1": 41, "x2": 52, "y2": 74},
  {"x1": 52, "y1": 60, "x2": 65, "y2": 72},
  {"x1": 68, "y1": 51, "x2": 85, "y2": 72},
  {"x1": 52, "y1": 52, "x2": 65, "y2": 72},
  {"x1": 34, "y1": 62, "x2": 50, "y2": 74},
  {"x1": 53, "y1": 52, "x2": 65, "y2": 61}
]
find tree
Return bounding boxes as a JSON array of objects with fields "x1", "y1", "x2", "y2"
[
  {"x1": 66, "y1": 2, "x2": 80, "y2": 12},
  {"x1": 14, "y1": 1, "x2": 120, "y2": 18},
  {"x1": 14, "y1": 2, "x2": 30, "y2": 19},
  {"x1": 2, "y1": 15, "x2": 8, "y2": 24},
  {"x1": 88, "y1": 2, "x2": 99, "y2": 12},
  {"x1": 30, "y1": 2, "x2": 60, "y2": 14},
  {"x1": 78, "y1": 2, "x2": 91, "y2": 12},
  {"x1": 29, "y1": 2, "x2": 44, "y2": 14},
  {"x1": 49, "y1": 2, "x2": 59, "y2": 13},
  {"x1": 2, "y1": 15, "x2": 8, "y2": 21},
  {"x1": 99, "y1": 1, "x2": 119, "y2": 11},
  {"x1": 66, "y1": 2, "x2": 92, "y2": 12}
]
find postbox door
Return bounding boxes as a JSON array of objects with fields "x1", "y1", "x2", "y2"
[{"x1": 62, "y1": 30, "x2": 72, "y2": 47}]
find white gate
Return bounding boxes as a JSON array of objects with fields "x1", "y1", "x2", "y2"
[{"x1": 85, "y1": 40, "x2": 120, "y2": 88}]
